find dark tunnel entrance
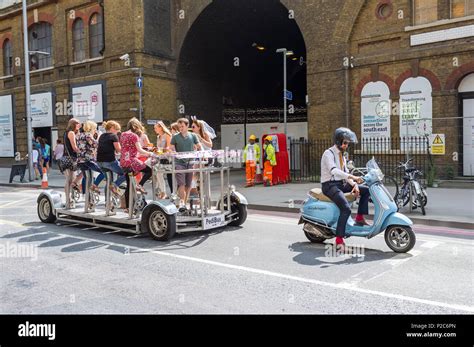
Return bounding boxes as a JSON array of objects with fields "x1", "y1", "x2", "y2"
[{"x1": 177, "y1": 0, "x2": 307, "y2": 132}]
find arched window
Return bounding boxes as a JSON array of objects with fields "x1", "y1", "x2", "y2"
[
  {"x1": 3, "y1": 39, "x2": 12, "y2": 76},
  {"x1": 89, "y1": 13, "x2": 104, "y2": 58},
  {"x1": 28, "y1": 22, "x2": 53, "y2": 70},
  {"x1": 72, "y1": 18, "x2": 85, "y2": 62}
]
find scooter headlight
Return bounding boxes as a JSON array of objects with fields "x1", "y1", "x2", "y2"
[{"x1": 375, "y1": 169, "x2": 384, "y2": 181}]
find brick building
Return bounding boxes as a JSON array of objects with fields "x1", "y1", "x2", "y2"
[{"x1": 1, "y1": 0, "x2": 473, "y2": 175}]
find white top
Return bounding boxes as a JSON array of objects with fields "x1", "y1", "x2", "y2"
[
  {"x1": 245, "y1": 144, "x2": 257, "y2": 161},
  {"x1": 200, "y1": 134, "x2": 212, "y2": 151},
  {"x1": 139, "y1": 133, "x2": 150, "y2": 147},
  {"x1": 54, "y1": 144, "x2": 64, "y2": 160},
  {"x1": 320, "y1": 145, "x2": 354, "y2": 185},
  {"x1": 32, "y1": 149, "x2": 39, "y2": 163}
]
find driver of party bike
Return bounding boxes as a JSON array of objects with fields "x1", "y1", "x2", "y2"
[{"x1": 321, "y1": 127, "x2": 370, "y2": 249}]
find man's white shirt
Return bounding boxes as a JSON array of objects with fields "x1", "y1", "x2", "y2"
[{"x1": 321, "y1": 145, "x2": 355, "y2": 185}]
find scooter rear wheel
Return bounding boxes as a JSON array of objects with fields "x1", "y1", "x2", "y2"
[
  {"x1": 384, "y1": 225, "x2": 416, "y2": 253},
  {"x1": 304, "y1": 231, "x2": 327, "y2": 243}
]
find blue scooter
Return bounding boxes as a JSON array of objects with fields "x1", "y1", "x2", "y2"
[{"x1": 299, "y1": 158, "x2": 416, "y2": 253}]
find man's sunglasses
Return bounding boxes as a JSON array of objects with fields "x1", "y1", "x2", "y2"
[{"x1": 342, "y1": 140, "x2": 350, "y2": 145}]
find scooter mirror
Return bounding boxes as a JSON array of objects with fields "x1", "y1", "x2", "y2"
[{"x1": 347, "y1": 160, "x2": 354, "y2": 170}]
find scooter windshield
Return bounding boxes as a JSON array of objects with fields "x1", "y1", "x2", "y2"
[
  {"x1": 366, "y1": 158, "x2": 384, "y2": 181},
  {"x1": 366, "y1": 158, "x2": 380, "y2": 171}
]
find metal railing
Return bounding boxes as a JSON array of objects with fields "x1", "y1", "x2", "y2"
[{"x1": 289, "y1": 137, "x2": 432, "y2": 185}]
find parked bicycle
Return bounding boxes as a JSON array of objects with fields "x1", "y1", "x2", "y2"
[{"x1": 395, "y1": 158, "x2": 427, "y2": 215}]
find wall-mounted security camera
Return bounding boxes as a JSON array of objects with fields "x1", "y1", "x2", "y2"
[{"x1": 120, "y1": 53, "x2": 130, "y2": 66}]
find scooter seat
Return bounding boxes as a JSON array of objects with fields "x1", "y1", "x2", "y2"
[{"x1": 309, "y1": 188, "x2": 356, "y2": 203}]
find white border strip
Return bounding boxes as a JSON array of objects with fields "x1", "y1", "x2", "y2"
[{"x1": 411, "y1": 24, "x2": 474, "y2": 46}]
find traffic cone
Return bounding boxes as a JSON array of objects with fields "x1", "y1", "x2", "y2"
[{"x1": 41, "y1": 167, "x2": 48, "y2": 188}]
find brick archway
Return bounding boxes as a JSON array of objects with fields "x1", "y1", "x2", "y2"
[
  {"x1": 0, "y1": 33, "x2": 12, "y2": 47},
  {"x1": 354, "y1": 73, "x2": 396, "y2": 97},
  {"x1": 395, "y1": 68, "x2": 441, "y2": 93},
  {"x1": 27, "y1": 13, "x2": 55, "y2": 27},
  {"x1": 176, "y1": 0, "x2": 365, "y2": 60},
  {"x1": 445, "y1": 61, "x2": 474, "y2": 91}
]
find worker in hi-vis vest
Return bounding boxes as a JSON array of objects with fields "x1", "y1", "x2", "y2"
[
  {"x1": 263, "y1": 135, "x2": 277, "y2": 186},
  {"x1": 243, "y1": 134, "x2": 261, "y2": 187}
]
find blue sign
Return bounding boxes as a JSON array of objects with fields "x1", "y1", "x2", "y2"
[
  {"x1": 285, "y1": 90, "x2": 293, "y2": 101},
  {"x1": 137, "y1": 77, "x2": 143, "y2": 89}
]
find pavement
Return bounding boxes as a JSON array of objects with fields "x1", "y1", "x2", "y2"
[
  {"x1": 0, "y1": 186, "x2": 473, "y2": 314},
  {"x1": 1, "y1": 166, "x2": 473, "y2": 229}
]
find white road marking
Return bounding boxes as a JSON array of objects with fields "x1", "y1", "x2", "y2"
[
  {"x1": 0, "y1": 219, "x2": 24, "y2": 228},
  {"x1": 0, "y1": 214, "x2": 37, "y2": 217},
  {"x1": 0, "y1": 218, "x2": 473, "y2": 313},
  {"x1": 420, "y1": 241, "x2": 441, "y2": 249},
  {"x1": 0, "y1": 197, "x2": 35, "y2": 208},
  {"x1": 384, "y1": 249, "x2": 422, "y2": 267},
  {"x1": 248, "y1": 215, "x2": 301, "y2": 226}
]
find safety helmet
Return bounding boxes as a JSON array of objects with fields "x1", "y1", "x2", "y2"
[
  {"x1": 249, "y1": 134, "x2": 257, "y2": 140},
  {"x1": 333, "y1": 127, "x2": 358, "y2": 147},
  {"x1": 265, "y1": 135, "x2": 273, "y2": 141}
]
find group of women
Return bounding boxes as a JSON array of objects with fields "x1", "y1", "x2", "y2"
[{"x1": 62, "y1": 116, "x2": 214, "y2": 212}]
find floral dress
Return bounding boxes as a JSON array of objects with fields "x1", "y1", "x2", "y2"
[
  {"x1": 77, "y1": 133, "x2": 98, "y2": 163},
  {"x1": 120, "y1": 131, "x2": 146, "y2": 173}
]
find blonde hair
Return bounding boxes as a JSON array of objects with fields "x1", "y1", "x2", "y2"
[
  {"x1": 154, "y1": 121, "x2": 172, "y2": 137},
  {"x1": 82, "y1": 120, "x2": 97, "y2": 133},
  {"x1": 127, "y1": 117, "x2": 145, "y2": 135},
  {"x1": 103, "y1": 120, "x2": 121, "y2": 132}
]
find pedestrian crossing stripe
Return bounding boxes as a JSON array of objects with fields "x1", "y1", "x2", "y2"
[{"x1": 433, "y1": 135, "x2": 443, "y2": 144}]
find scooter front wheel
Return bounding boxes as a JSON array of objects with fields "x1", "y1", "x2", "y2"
[{"x1": 384, "y1": 225, "x2": 416, "y2": 253}]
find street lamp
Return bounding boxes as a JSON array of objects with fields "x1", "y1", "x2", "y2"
[
  {"x1": 21, "y1": 0, "x2": 34, "y2": 181},
  {"x1": 22, "y1": 0, "x2": 52, "y2": 181},
  {"x1": 276, "y1": 48, "x2": 293, "y2": 140}
]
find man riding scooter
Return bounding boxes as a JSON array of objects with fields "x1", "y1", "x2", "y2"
[{"x1": 321, "y1": 127, "x2": 370, "y2": 249}]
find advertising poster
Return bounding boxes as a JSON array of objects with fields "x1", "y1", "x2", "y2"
[
  {"x1": 361, "y1": 81, "x2": 391, "y2": 151},
  {"x1": 0, "y1": 95, "x2": 15, "y2": 157},
  {"x1": 399, "y1": 77, "x2": 433, "y2": 151},
  {"x1": 72, "y1": 84, "x2": 104, "y2": 123},
  {"x1": 31, "y1": 92, "x2": 53, "y2": 128}
]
